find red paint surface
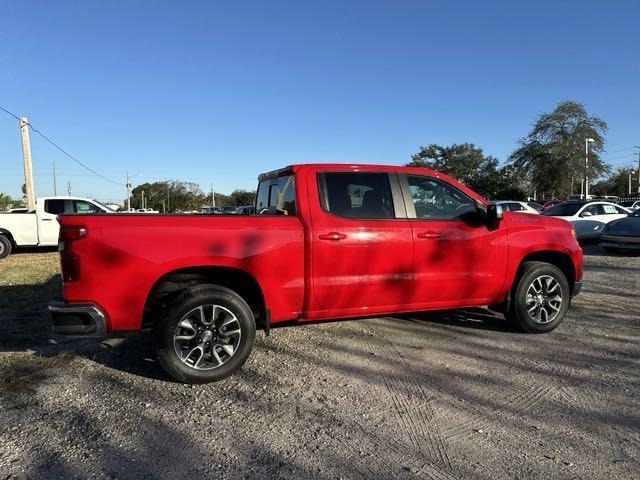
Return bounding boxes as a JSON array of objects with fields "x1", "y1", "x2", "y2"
[{"x1": 57, "y1": 164, "x2": 582, "y2": 332}]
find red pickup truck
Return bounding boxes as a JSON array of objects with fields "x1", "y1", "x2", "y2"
[{"x1": 50, "y1": 164, "x2": 583, "y2": 383}]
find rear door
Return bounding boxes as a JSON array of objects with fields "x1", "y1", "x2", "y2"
[
  {"x1": 38, "y1": 199, "x2": 67, "y2": 245},
  {"x1": 309, "y1": 170, "x2": 414, "y2": 312},
  {"x1": 400, "y1": 174, "x2": 507, "y2": 306}
]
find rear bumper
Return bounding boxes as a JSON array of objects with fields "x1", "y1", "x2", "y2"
[{"x1": 49, "y1": 300, "x2": 107, "y2": 337}]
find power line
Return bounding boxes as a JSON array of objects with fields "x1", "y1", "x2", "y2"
[
  {"x1": 603, "y1": 146, "x2": 636, "y2": 155},
  {"x1": 603, "y1": 153, "x2": 635, "y2": 162},
  {"x1": 0, "y1": 104, "x2": 124, "y2": 186},
  {"x1": 0, "y1": 105, "x2": 20, "y2": 121}
]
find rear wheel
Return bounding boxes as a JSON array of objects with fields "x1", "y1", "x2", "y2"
[
  {"x1": 156, "y1": 285, "x2": 256, "y2": 383},
  {"x1": 505, "y1": 261, "x2": 570, "y2": 333},
  {"x1": 0, "y1": 235, "x2": 12, "y2": 259}
]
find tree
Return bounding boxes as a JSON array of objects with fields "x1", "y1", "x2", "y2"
[
  {"x1": 407, "y1": 143, "x2": 505, "y2": 198},
  {"x1": 130, "y1": 181, "x2": 206, "y2": 212},
  {"x1": 592, "y1": 167, "x2": 637, "y2": 197},
  {"x1": 509, "y1": 101, "x2": 609, "y2": 197},
  {"x1": 228, "y1": 189, "x2": 256, "y2": 206},
  {"x1": 0, "y1": 193, "x2": 13, "y2": 211}
]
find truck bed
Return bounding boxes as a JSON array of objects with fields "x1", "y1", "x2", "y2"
[{"x1": 59, "y1": 214, "x2": 305, "y2": 331}]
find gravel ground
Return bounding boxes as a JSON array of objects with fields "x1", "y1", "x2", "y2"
[{"x1": 0, "y1": 246, "x2": 638, "y2": 479}]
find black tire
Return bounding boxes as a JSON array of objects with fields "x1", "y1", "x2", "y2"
[
  {"x1": 0, "y1": 235, "x2": 12, "y2": 259},
  {"x1": 505, "y1": 261, "x2": 570, "y2": 333},
  {"x1": 156, "y1": 285, "x2": 256, "y2": 383}
]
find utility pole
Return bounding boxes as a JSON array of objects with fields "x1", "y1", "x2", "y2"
[
  {"x1": 126, "y1": 172, "x2": 131, "y2": 211},
  {"x1": 19, "y1": 116, "x2": 36, "y2": 211},
  {"x1": 635, "y1": 146, "x2": 640, "y2": 194},
  {"x1": 162, "y1": 199, "x2": 166, "y2": 213},
  {"x1": 629, "y1": 171, "x2": 634, "y2": 195},
  {"x1": 585, "y1": 138, "x2": 595, "y2": 199},
  {"x1": 167, "y1": 184, "x2": 170, "y2": 212},
  {"x1": 141, "y1": 190, "x2": 145, "y2": 210},
  {"x1": 211, "y1": 184, "x2": 215, "y2": 207},
  {"x1": 67, "y1": 181, "x2": 71, "y2": 196}
]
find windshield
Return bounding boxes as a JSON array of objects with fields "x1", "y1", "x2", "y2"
[
  {"x1": 619, "y1": 201, "x2": 635, "y2": 207},
  {"x1": 630, "y1": 210, "x2": 640, "y2": 217},
  {"x1": 542, "y1": 203, "x2": 583, "y2": 217}
]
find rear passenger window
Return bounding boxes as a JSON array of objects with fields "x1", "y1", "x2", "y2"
[
  {"x1": 318, "y1": 172, "x2": 394, "y2": 219},
  {"x1": 256, "y1": 175, "x2": 296, "y2": 215},
  {"x1": 44, "y1": 199, "x2": 66, "y2": 215},
  {"x1": 510, "y1": 203, "x2": 525, "y2": 211}
]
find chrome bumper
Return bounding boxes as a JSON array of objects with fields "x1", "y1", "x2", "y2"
[{"x1": 49, "y1": 300, "x2": 107, "y2": 337}]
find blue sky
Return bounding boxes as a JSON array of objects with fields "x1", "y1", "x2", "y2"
[{"x1": 1, "y1": 0, "x2": 638, "y2": 202}]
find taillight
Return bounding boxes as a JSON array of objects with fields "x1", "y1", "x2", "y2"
[
  {"x1": 61, "y1": 226, "x2": 87, "y2": 240},
  {"x1": 59, "y1": 225, "x2": 86, "y2": 282}
]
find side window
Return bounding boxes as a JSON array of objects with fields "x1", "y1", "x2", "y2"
[
  {"x1": 509, "y1": 203, "x2": 525, "y2": 211},
  {"x1": 73, "y1": 201, "x2": 101, "y2": 214},
  {"x1": 256, "y1": 175, "x2": 296, "y2": 215},
  {"x1": 318, "y1": 172, "x2": 394, "y2": 219},
  {"x1": 44, "y1": 199, "x2": 66, "y2": 215},
  {"x1": 406, "y1": 175, "x2": 476, "y2": 220},
  {"x1": 584, "y1": 204, "x2": 603, "y2": 216},
  {"x1": 613, "y1": 206, "x2": 629, "y2": 215}
]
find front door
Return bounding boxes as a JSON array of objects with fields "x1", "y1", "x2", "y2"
[
  {"x1": 400, "y1": 174, "x2": 507, "y2": 307},
  {"x1": 309, "y1": 171, "x2": 414, "y2": 313}
]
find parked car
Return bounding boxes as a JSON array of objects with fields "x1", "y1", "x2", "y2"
[
  {"x1": 618, "y1": 199, "x2": 640, "y2": 211},
  {"x1": 49, "y1": 164, "x2": 583, "y2": 383},
  {"x1": 599, "y1": 209, "x2": 640, "y2": 253},
  {"x1": 235, "y1": 205, "x2": 255, "y2": 215},
  {"x1": 542, "y1": 199, "x2": 563, "y2": 210},
  {"x1": 494, "y1": 201, "x2": 541, "y2": 214},
  {"x1": 0, "y1": 197, "x2": 114, "y2": 258},
  {"x1": 219, "y1": 205, "x2": 237, "y2": 214},
  {"x1": 542, "y1": 200, "x2": 631, "y2": 240},
  {"x1": 135, "y1": 208, "x2": 159, "y2": 214}
]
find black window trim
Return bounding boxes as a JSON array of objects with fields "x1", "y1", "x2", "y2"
[
  {"x1": 254, "y1": 173, "x2": 298, "y2": 217},
  {"x1": 397, "y1": 173, "x2": 481, "y2": 222},
  {"x1": 316, "y1": 171, "x2": 407, "y2": 220}
]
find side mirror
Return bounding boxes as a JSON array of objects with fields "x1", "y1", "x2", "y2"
[
  {"x1": 580, "y1": 211, "x2": 592, "y2": 217},
  {"x1": 487, "y1": 203, "x2": 504, "y2": 222}
]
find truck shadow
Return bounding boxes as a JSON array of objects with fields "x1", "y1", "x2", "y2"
[{"x1": 0, "y1": 274, "x2": 513, "y2": 382}]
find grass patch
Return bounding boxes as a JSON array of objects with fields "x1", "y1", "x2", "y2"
[{"x1": 0, "y1": 252, "x2": 62, "y2": 348}]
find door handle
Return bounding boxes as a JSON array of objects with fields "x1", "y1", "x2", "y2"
[
  {"x1": 42, "y1": 218, "x2": 53, "y2": 222},
  {"x1": 318, "y1": 232, "x2": 347, "y2": 241},
  {"x1": 417, "y1": 231, "x2": 441, "y2": 239}
]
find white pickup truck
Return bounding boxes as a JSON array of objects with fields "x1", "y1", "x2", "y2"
[{"x1": 0, "y1": 196, "x2": 114, "y2": 258}]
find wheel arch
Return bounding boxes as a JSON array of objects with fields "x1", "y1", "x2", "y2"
[
  {"x1": 0, "y1": 228, "x2": 16, "y2": 247},
  {"x1": 142, "y1": 265, "x2": 267, "y2": 332},
  {"x1": 516, "y1": 250, "x2": 576, "y2": 292}
]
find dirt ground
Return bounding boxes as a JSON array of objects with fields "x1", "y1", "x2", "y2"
[{"x1": 0, "y1": 246, "x2": 638, "y2": 479}]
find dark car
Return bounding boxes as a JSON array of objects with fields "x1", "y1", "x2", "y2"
[
  {"x1": 599, "y1": 210, "x2": 640, "y2": 253},
  {"x1": 235, "y1": 205, "x2": 255, "y2": 215},
  {"x1": 542, "y1": 199, "x2": 563, "y2": 210}
]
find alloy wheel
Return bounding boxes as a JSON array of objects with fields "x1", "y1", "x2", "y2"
[
  {"x1": 173, "y1": 304, "x2": 242, "y2": 370},
  {"x1": 525, "y1": 275, "x2": 563, "y2": 324}
]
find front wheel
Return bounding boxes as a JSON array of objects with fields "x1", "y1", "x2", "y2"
[
  {"x1": 156, "y1": 285, "x2": 256, "y2": 383},
  {"x1": 505, "y1": 262, "x2": 570, "y2": 333}
]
